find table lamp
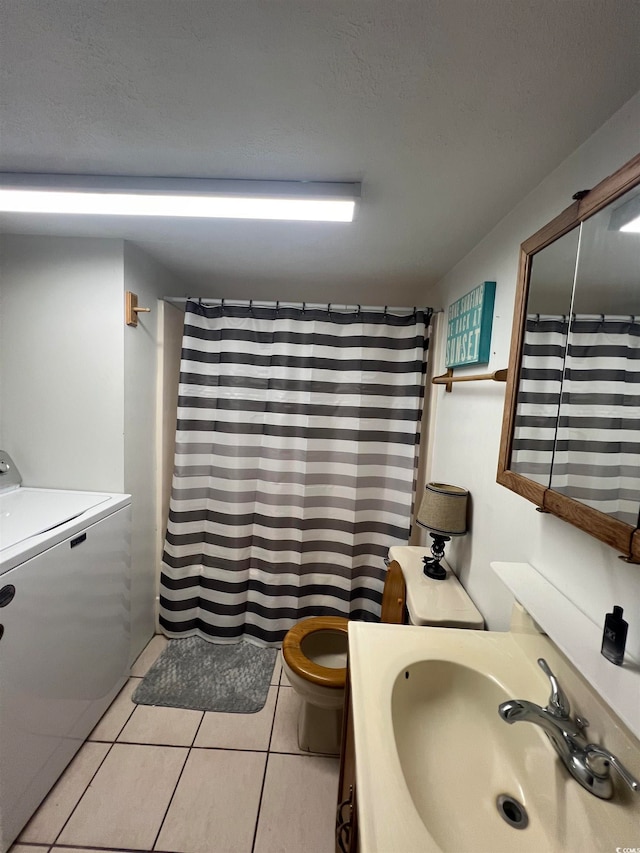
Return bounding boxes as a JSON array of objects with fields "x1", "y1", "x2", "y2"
[{"x1": 415, "y1": 482, "x2": 469, "y2": 580}]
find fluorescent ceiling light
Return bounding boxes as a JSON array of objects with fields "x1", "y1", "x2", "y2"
[
  {"x1": 0, "y1": 190, "x2": 356, "y2": 221},
  {"x1": 0, "y1": 175, "x2": 360, "y2": 222}
]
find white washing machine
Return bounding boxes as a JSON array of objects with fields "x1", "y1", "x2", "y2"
[{"x1": 0, "y1": 451, "x2": 132, "y2": 851}]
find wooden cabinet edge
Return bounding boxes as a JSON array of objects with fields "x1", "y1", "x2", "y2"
[
  {"x1": 496, "y1": 469, "x2": 547, "y2": 506},
  {"x1": 577, "y1": 152, "x2": 640, "y2": 221},
  {"x1": 336, "y1": 664, "x2": 358, "y2": 853},
  {"x1": 629, "y1": 529, "x2": 640, "y2": 564},
  {"x1": 334, "y1": 566, "x2": 407, "y2": 851},
  {"x1": 542, "y1": 490, "x2": 635, "y2": 557}
]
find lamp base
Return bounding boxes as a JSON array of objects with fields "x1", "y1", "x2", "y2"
[
  {"x1": 422, "y1": 532, "x2": 450, "y2": 581},
  {"x1": 422, "y1": 557, "x2": 447, "y2": 580}
]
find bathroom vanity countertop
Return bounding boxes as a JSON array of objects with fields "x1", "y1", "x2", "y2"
[
  {"x1": 348, "y1": 621, "x2": 640, "y2": 853},
  {"x1": 492, "y1": 561, "x2": 640, "y2": 741}
]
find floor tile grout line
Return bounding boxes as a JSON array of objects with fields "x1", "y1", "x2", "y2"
[
  {"x1": 89, "y1": 676, "x2": 141, "y2": 746},
  {"x1": 47, "y1": 844, "x2": 172, "y2": 852},
  {"x1": 267, "y1": 680, "x2": 282, "y2": 755},
  {"x1": 250, "y1": 680, "x2": 282, "y2": 853},
  {"x1": 45, "y1": 737, "x2": 325, "y2": 754},
  {"x1": 129, "y1": 635, "x2": 167, "y2": 679},
  {"x1": 48, "y1": 741, "x2": 116, "y2": 850},
  {"x1": 189, "y1": 708, "x2": 207, "y2": 749},
  {"x1": 142, "y1": 663, "x2": 196, "y2": 853},
  {"x1": 147, "y1": 635, "x2": 195, "y2": 851},
  {"x1": 250, "y1": 751, "x2": 271, "y2": 853},
  {"x1": 112, "y1": 680, "x2": 141, "y2": 742},
  {"x1": 149, "y1": 742, "x2": 192, "y2": 851}
]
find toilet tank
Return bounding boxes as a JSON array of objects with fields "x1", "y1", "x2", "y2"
[{"x1": 388, "y1": 546, "x2": 484, "y2": 629}]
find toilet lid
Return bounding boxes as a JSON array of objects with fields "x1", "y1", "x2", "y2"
[{"x1": 283, "y1": 616, "x2": 348, "y2": 688}]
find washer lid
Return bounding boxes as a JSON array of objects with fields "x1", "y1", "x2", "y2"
[
  {"x1": 0, "y1": 487, "x2": 110, "y2": 551},
  {"x1": 388, "y1": 545, "x2": 484, "y2": 628}
]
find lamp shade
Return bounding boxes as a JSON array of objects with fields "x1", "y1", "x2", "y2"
[{"x1": 416, "y1": 482, "x2": 468, "y2": 537}]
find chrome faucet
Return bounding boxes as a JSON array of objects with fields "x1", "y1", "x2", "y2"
[{"x1": 498, "y1": 658, "x2": 640, "y2": 800}]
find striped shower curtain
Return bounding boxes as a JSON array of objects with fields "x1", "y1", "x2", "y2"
[
  {"x1": 160, "y1": 301, "x2": 431, "y2": 646},
  {"x1": 511, "y1": 314, "x2": 568, "y2": 486},
  {"x1": 513, "y1": 314, "x2": 640, "y2": 524}
]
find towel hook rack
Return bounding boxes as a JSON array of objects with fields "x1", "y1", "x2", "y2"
[
  {"x1": 432, "y1": 367, "x2": 508, "y2": 393},
  {"x1": 125, "y1": 291, "x2": 151, "y2": 327}
]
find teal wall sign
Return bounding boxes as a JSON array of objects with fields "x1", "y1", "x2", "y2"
[{"x1": 445, "y1": 281, "x2": 496, "y2": 367}]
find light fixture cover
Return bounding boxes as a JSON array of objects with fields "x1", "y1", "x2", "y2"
[
  {"x1": 416, "y1": 482, "x2": 469, "y2": 536},
  {"x1": 0, "y1": 174, "x2": 361, "y2": 222}
]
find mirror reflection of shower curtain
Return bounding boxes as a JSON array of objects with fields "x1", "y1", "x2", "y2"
[
  {"x1": 552, "y1": 315, "x2": 640, "y2": 525},
  {"x1": 160, "y1": 300, "x2": 431, "y2": 646},
  {"x1": 511, "y1": 315, "x2": 569, "y2": 486},
  {"x1": 516, "y1": 314, "x2": 640, "y2": 525}
]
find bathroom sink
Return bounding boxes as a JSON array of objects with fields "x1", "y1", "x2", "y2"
[
  {"x1": 391, "y1": 659, "x2": 554, "y2": 851},
  {"x1": 348, "y1": 624, "x2": 640, "y2": 853}
]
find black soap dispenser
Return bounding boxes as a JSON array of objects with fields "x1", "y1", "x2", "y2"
[{"x1": 601, "y1": 605, "x2": 628, "y2": 666}]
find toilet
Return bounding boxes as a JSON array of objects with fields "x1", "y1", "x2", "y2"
[
  {"x1": 281, "y1": 616, "x2": 348, "y2": 754},
  {"x1": 281, "y1": 548, "x2": 484, "y2": 754}
]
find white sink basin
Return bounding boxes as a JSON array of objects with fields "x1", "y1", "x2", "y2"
[
  {"x1": 392, "y1": 659, "x2": 556, "y2": 851},
  {"x1": 349, "y1": 623, "x2": 640, "y2": 853}
]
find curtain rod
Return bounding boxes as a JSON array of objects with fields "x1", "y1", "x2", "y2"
[
  {"x1": 529, "y1": 313, "x2": 639, "y2": 322},
  {"x1": 163, "y1": 297, "x2": 442, "y2": 314}
]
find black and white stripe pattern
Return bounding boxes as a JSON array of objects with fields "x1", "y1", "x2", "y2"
[
  {"x1": 513, "y1": 315, "x2": 640, "y2": 524},
  {"x1": 160, "y1": 301, "x2": 431, "y2": 646},
  {"x1": 512, "y1": 316, "x2": 568, "y2": 485}
]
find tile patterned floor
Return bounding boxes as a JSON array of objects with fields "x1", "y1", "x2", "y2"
[{"x1": 13, "y1": 636, "x2": 340, "y2": 853}]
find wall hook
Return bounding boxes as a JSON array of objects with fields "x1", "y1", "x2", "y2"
[{"x1": 125, "y1": 291, "x2": 151, "y2": 327}]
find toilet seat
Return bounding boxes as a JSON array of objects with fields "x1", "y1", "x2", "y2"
[{"x1": 282, "y1": 616, "x2": 348, "y2": 688}]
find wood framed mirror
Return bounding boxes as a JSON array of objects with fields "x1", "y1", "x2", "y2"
[{"x1": 497, "y1": 151, "x2": 640, "y2": 562}]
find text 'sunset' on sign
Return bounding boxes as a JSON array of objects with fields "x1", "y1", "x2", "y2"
[{"x1": 445, "y1": 281, "x2": 496, "y2": 367}]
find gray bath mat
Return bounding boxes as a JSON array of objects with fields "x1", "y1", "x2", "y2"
[{"x1": 132, "y1": 636, "x2": 278, "y2": 713}]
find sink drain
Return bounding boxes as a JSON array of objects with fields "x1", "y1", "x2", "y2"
[{"x1": 496, "y1": 794, "x2": 529, "y2": 829}]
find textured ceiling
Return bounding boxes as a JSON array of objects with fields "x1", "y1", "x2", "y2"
[{"x1": 1, "y1": 0, "x2": 640, "y2": 304}]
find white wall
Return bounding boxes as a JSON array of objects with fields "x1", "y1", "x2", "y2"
[
  {"x1": 156, "y1": 301, "x2": 184, "y2": 545},
  {"x1": 123, "y1": 244, "x2": 187, "y2": 657},
  {"x1": 0, "y1": 235, "x2": 125, "y2": 491},
  {"x1": 427, "y1": 91, "x2": 640, "y2": 661}
]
